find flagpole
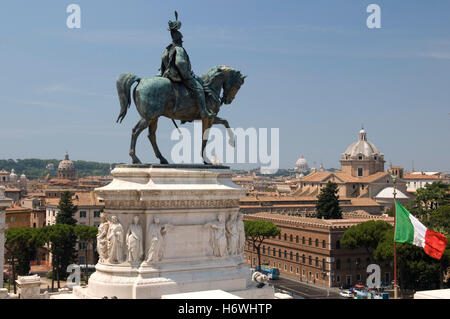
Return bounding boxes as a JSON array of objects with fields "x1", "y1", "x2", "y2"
[{"x1": 392, "y1": 176, "x2": 398, "y2": 299}]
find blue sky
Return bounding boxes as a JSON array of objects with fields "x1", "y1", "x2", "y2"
[{"x1": 0, "y1": 1, "x2": 449, "y2": 171}]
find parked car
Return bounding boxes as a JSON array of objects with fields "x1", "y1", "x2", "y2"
[{"x1": 339, "y1": 290, "x2": 353, "y2": 298}]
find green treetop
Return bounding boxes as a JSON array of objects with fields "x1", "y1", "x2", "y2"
[{"x1": 316, "y1": 181, "x2": 342, "y2": 219}]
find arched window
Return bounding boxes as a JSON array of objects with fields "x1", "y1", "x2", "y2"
[
  {"x1": 315, "y1": 239, "x2": 319, "y2": 247},
  {"x1": 290, "y1": 251, "x2": 293, "y2": 260},
  {"x1": 302, "y1": 237, "x2": 305, "y2": 245},
  {"x1": 308, "y1": 256, "x2": 312, "y2": 265},
  {"x1": 315, "y1": 257, "x2": 319, "y2": 267},
  {"x1": 296, "y1": 235, "x2": 299, "y2": 243},
  {"x1": 309, "y1": 238, "x2": 312, "y2": 246},
  {"x1": 284, "y1": 250, "x2": 287, "y2": 259},
  {"x1": 262, "y1": 246, "x2": 265, "y2": 254},
  {"x1": 278, "y1": 249, "x2": 281, "y2": 258},
  {"x1": 322, "y1": 258, "x2": 326, "y2": 270},
  {"x1": 296, "y1": 253, "x2": 299, "y2": 262},
  {"x1": 284, "y1": 233, "x2": 287, "y2": 241},
  {"x1": 322, "y1": 240, "x2": 326, "y2": 248},
  {"x1": 273, "y1": 248, "x2": 276, "y2": 256},
  {"x1": 290, "y1": 234, "x2": 293, "y2": 242},
  {"x1": 302, "y1": 254, "x2": 306, "y2": 263}
]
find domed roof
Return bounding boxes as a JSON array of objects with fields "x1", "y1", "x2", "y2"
[
  {"x1": 58, "y1": 153, "x2": 75, "y2": 171},
  {"x1": 344, "y1": 129, "x2": 381, "y2": 158},
  {"x1": 295, "y1": 155, "x2": 307, "y2": 166},
  {"x1": 375, "y1": 187, "x2": 408, "y2": 199}
]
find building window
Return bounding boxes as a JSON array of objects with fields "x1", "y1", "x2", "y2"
[
  {"x1": 336, "y1": 259, "x2": 341, "y2": 270},
  {"x1": 284, "y1": 250, "x2": 287, "y2": 258},
  {"x1": 346, "y1": 258, "x2": 351, "y2": 270},
  {"x1": 302, "y1": 254, "x2": 305, "y2": 264},
  {"x1": 284, "y1": 264, "x2": 287, "y2": 271},
  {"x1": 278, "y1": 249, "x2": 281, "y2": 258},
  {"x1": 308, "y1": 238, "x2": 312, "y2": 246},
  {"x1": 322, "y1": 240, "x2": 326, "y2": 248},
  {"x1": 315, "y1": 257, "x2": 319, "y2": 267},
  {"x1": 336, "y1": 275, "x2": 340, "y2": 283},
  {"x1": 290, "y1": 251, "x2": 293, "y2": 260},
  {"x1": 308, "y1": 256, "x2": 312, "y2": 265},
  {"x1": 290, "y1": 266, "x2": 293, "y2": 273},
  {"x1": 358, "y1": 168, "x2": 363, "y2": 176},
  {"x1": 296, "y1": 253, "x2": 299, "y2": 262},
  {"x1": 302, "y1": 237, "x2": 305, "y2": 245},
  {"x1": 267, "y1": 246, "x2": 270, "y2": 256},
  {"x1": 356, "y1": 274, "x2": 361, "y2": 282},
  {"x1": 290, "y1": 234, "x2": 293, "y2": 242},
  {"x1": 80, "y1": 211, "x2": 87, "y2": 218},
  {"x1": 356, "y1": 258, "x2": 361, "y2": 269},
  {"x1": 93, "y1": 211, "x2": 101, "y2": 218},
  {"x1": 273, "y1": 248, "x2": 276, "y2": 256},
  {"x1": 336, "y1": 240, "x2": 340, "y2": 249},
  {"x1": 262, "y1": 246, "x2": 265, "y2": 254},
  {"x1": 296, "y1": 268, "x2": 299, "y2": 274},
  {"x1": 315, "y1": 239, "x2": 319, "y2": 247},
  {"x1": 315, "y1": 273, "x2": 319, "y2": 280},
  {"x1": 358, "y1": 156, "x2": 362, "y2": 160},
  {"x1": 302, "y1": 269, "x2": 305, "y2": 276},
  {"x1": 296, "y1": 235, "x2": 299, "y2": 243}
]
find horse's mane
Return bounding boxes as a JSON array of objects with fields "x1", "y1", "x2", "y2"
[{"x1": 201, "y1": 65, "x2": 233, "y2": 87}]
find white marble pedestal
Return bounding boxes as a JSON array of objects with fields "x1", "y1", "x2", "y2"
[{"x1": 77, "y1": 165, "x2": 273, "y2": 299}]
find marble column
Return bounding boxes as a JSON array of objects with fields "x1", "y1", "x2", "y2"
[{"x1": 0, "y1": 187, "x2": 12, "y2": 285}]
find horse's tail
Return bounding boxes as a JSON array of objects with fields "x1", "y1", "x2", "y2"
[{"x1": 116, "y1": 73, "x2": 141, "y2": 123}]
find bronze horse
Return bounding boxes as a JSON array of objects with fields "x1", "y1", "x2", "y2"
[{"x1": 116, "y1": 65, "x2": 246, "y2": 164}]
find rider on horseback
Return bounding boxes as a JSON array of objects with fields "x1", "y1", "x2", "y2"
[{"x1": 157, "y1": 11, "x2": 214, "y2": 119}]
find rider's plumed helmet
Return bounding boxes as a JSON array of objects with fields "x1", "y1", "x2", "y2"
[{"x1": 168, "y1": 11, "x2": 181, "y2": 31}]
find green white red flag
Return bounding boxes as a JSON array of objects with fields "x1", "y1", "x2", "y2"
[{"x1": 394, "y1": 200, "x2": 447, "y2": 260}]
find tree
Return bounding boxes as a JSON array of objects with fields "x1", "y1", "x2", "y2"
[
  {"x1": 341, "y1": 220, "x2": 393, "y2": 263},
  {"x1": 415, "y1": 181, "x2": 449, "y2": 215},
  {"x1": 41, "y1": 224, "x2": 77, "y2": 289},
  {"x1": 74, "y1": 225, "x2": 98, "y2": 282},
  {"x1": 244, "y1": 220, "x2": 280, "y2": 270},
  {"x1": 56, "y1": 191, "x2": 78, "y2": 226},
  {"x1": 316, "y1": 181, "x2": 342, "y2": 219},
  {"x1": 5, "y1": 228, "x2": 45, "y2": 293},
  {"x1": 374, "y1": 228, "x2": 450, "y2": 292}
]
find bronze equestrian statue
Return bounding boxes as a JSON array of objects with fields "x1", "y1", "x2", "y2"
[{"x1": 116, "y1": 12, "x2": 246, "y2": 165}]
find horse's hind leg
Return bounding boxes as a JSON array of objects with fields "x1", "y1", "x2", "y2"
[
  {"x1": 129, "y1": 118, "x2": 149, "y2": 164},
  {"x1": 148, "y1": 118, "x2": 169, "y2": 164}
]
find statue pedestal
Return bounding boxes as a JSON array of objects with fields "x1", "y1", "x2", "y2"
[{"x1": 80, "y1": 165, "x2": 273, "y2": 299}]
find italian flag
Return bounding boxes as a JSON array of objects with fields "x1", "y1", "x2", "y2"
[{"x1": 394, "y1": 201, "x2": 447, "y2": 260}]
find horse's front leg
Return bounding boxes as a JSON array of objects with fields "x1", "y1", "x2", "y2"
[
  {"x1": 201, "y1": 117, "x2": 214, "y2": 165},
  {"x1": 130, "y1": 118, "x2": 149, "y2": 164},
  {"x1": 213, "y1": 116, "x2": 235, "y2": 147},
  {"x1": 148, "y1": 118, "x2": 169, "y2": 164}
]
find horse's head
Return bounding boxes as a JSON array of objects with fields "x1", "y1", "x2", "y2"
[{"x1": 220, "y1": 66, "x2": 247, "y2": 105}]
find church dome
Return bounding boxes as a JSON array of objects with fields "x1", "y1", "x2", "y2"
[
  {"x1": 58, "y1": 153, "x2": 76, "y2": 179},
  {"x1": 58, "y1": 153, "x2": 75, "y2": 171},
  {"x1": 295, "y1": 155, "x2": 309, "y2": 172},
  {"x1": 10, "y1": 169, "x2": 17, "y2": 181},
  {"x1": 343, "y1": 129, "x2": 381, "y2": 158}
]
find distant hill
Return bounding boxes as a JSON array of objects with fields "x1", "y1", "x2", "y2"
[{"x1": 0, "y1": 158, "x2": 115, "y2": 180}]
